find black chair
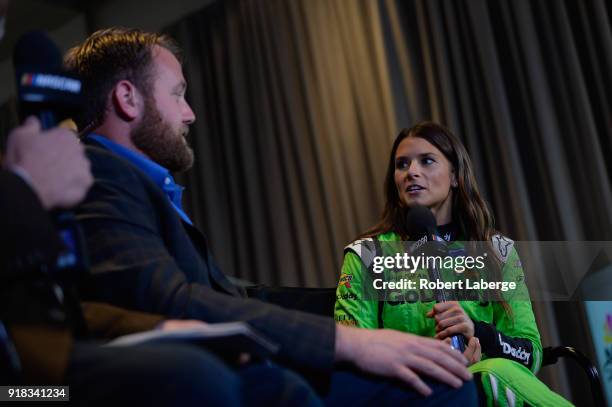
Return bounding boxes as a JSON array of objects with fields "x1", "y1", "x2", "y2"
[{"x1": 247, "y1": 286, "x2": 606, "y2": 407}]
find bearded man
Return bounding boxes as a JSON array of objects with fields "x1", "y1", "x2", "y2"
[
  {"x1": 0, "y1": 3, "x2": 266, "y2": 403},
  {"x1": 66, "y1": 27, "x2": 476, "y2": 405}
]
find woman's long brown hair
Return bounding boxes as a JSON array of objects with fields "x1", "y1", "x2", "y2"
[{"x1": 359, "y1": 121, "x2": 512, "y2": 316}]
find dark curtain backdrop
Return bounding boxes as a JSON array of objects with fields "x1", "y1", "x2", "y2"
[
  {"x1": 168, "y1": 0, "x2": 612, "y2": 283},
  {"x1": 166, "y1": 0, "x2": 611, "y2": 401},
  {"x1": 381, "y1": 0, "x2": 612, "y2": 242},
  {"x1": 167, "y1": 0, "x2": 398, "y2": 288}
]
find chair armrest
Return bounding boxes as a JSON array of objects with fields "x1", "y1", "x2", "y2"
[
  {"x1": 246, "y1": 286, "x2": 336, "y2": 316},
  {"x1": 542, "y1": 346, "x2": 605, "y2": 407}
]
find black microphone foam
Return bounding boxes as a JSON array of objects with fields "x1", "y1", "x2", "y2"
[
  {"x1": 13, "y1": 30, "x2": 62, "y2": 69},
  {"x1": 406, "y1": 209, "x2": 465, "y2": 351},
  {"x1": 12, "y1": 33, "x2": 90, "y2": 305},
  {"x1": 405, "y1": 205, "x2": 437, "y2": 240}
]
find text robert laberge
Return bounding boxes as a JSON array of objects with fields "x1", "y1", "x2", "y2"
[{"x1": 371, "y1": 278, "x2": 517, "y2": 292}]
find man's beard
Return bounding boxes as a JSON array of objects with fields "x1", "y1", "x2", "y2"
[{"x1": 130, "y1": 98, "x2": 194, "y2": 173}]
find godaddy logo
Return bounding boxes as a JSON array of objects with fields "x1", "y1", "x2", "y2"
[{"x1": 498, "y1": 333, "x2": 530, "y2": 365}]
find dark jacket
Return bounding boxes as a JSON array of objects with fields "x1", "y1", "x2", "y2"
[
  {"x1": 0, "y1": 170, "x2": 164, "y2": 384},
  {"x1": 75, "y1": 138, "x2": 335, "y2": 370}
]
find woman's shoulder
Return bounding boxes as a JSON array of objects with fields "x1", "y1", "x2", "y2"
[
  {"x1": 343, "y1": 231, "x2": 399, "y2": 257},
  {"x1": 490, "y1": 233, "x2": 516, "y2": 264},
  {"x1": 344, "y1": 231, "x2": 399, "y2": 248}
]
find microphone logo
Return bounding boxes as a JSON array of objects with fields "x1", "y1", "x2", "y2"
[
  {"x1": 20, "y1": 72, "x2": 81, "y2": 93},
  {"x1": 411, "y1": 234, "x2": 428, "y2": 252}
]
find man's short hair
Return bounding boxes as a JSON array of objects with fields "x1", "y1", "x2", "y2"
[{"x1": 64, "y1": 27, "x2": 181, "y2": 131}]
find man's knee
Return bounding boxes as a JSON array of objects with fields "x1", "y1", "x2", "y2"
[
  {"x1": 68, "y1": 344, "x2": 242, "y2": 406},
  {"x1": 323, "y1": 368, "x2": 478, "y2": 406},
  {"x1": 153, "y1": 345, "x2": 241, "y2": 406},
  {"x1": 423, "y1": 379, "x2": 479, "y2": 406},
  {"x1": 239, "y1": 363, "x2": 321, "y2": 407}
]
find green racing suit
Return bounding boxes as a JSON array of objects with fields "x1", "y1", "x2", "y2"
[{"x1": 334, "y1": 231, "x2": 572, "y2": 406}]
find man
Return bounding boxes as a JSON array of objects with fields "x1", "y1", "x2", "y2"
[
  {"x1": 0, "y1": 118, "x2": 245, "y2": 406},
  {"x1": 67, "y1": 27, "x2": 477, "y2": 404},
  {"x1": 0, "y1": 3, "x2": 305, "y2": 404}
]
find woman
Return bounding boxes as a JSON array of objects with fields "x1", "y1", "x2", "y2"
[{"x1": 334, "y1": 122, "x2": 571, "y2": 406}]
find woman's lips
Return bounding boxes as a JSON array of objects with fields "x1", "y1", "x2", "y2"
[{"x1": 406, "y1": 185, "x2": 425, "y2": 195}]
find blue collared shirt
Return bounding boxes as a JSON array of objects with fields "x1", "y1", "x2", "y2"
[{"x1": 88, "y1": 134, "x2": 193, "y2": 225}]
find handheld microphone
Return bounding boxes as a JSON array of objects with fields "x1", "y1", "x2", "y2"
[
  {"x1": 406, "y1": 205, "x2": 466, "y2": 352},
  {"x1": 13, "y1": 30, "x2": 82, "y2": 129},
  {"x1": 12, "y1": 31, "x2": 88, "y2": 275},
  {"x1": 11, "y1": 31, "x2": 90, "y2": 338}
]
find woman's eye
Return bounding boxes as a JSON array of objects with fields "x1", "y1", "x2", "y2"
[
  {"x1": 395, "y1": 158, "x2": 409, "y2": 169},
  {"x1": 422, "y1": 157, "x2": 435, "y2": 165}
]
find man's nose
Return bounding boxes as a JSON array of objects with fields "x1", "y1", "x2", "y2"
[{"x1": 183, "y1": 102, "x2": 196, "y2": 125}]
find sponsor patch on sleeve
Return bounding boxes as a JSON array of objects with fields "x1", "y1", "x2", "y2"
[
  {"x1": 492, "y1": 235, "x2": 514, "y2": 263},
  {"x1": 338, "y1": 273, "x2": 353, "y2": 289}
]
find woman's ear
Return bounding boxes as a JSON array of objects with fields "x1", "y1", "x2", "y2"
[{"x1": 451, "y1": 170, "x2": 458, "y2": 188}]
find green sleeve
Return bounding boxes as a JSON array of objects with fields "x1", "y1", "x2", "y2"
[
  {"x1": 334, "y1": 251, "x2": 378, "y2": 329},
  {"x1": 493, "y1": 246, "x2": 543, "y2": 373}
]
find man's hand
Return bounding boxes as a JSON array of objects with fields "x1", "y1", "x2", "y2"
[
  {"x1": 426, "y1": 301, "x2": 474, "y2": 340},
  {"x1": 158, "y1": 320, "x2": 251, "y2": 364},
  {"x1": 3, "y1": 116, "x2": 93, "y2": 209},
  {"x1": 157, "y1": 319, "x2": 208, "y2": 331},
  {"x1": 335, "y1": 325, "x2": 472, "y2": 397}
]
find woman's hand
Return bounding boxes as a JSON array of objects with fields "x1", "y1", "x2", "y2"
[
  {"x1": 463, "y1": 337, "x2": 481, "y2": 366},
  {"x1": 443, "y1": 336, "x2": 481, "y2": 366},
  {"x1": 426, "y1": 301, "x2": 474, "y2": 340}
]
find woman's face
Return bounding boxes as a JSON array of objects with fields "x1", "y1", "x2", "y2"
[{"x1": 394, "y1": 136, "x2": 456, "y2": 225}]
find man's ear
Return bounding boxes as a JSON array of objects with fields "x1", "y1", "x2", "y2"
[{"x1": 111, "y1": 80, "x2": 143, "y2": 121}]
